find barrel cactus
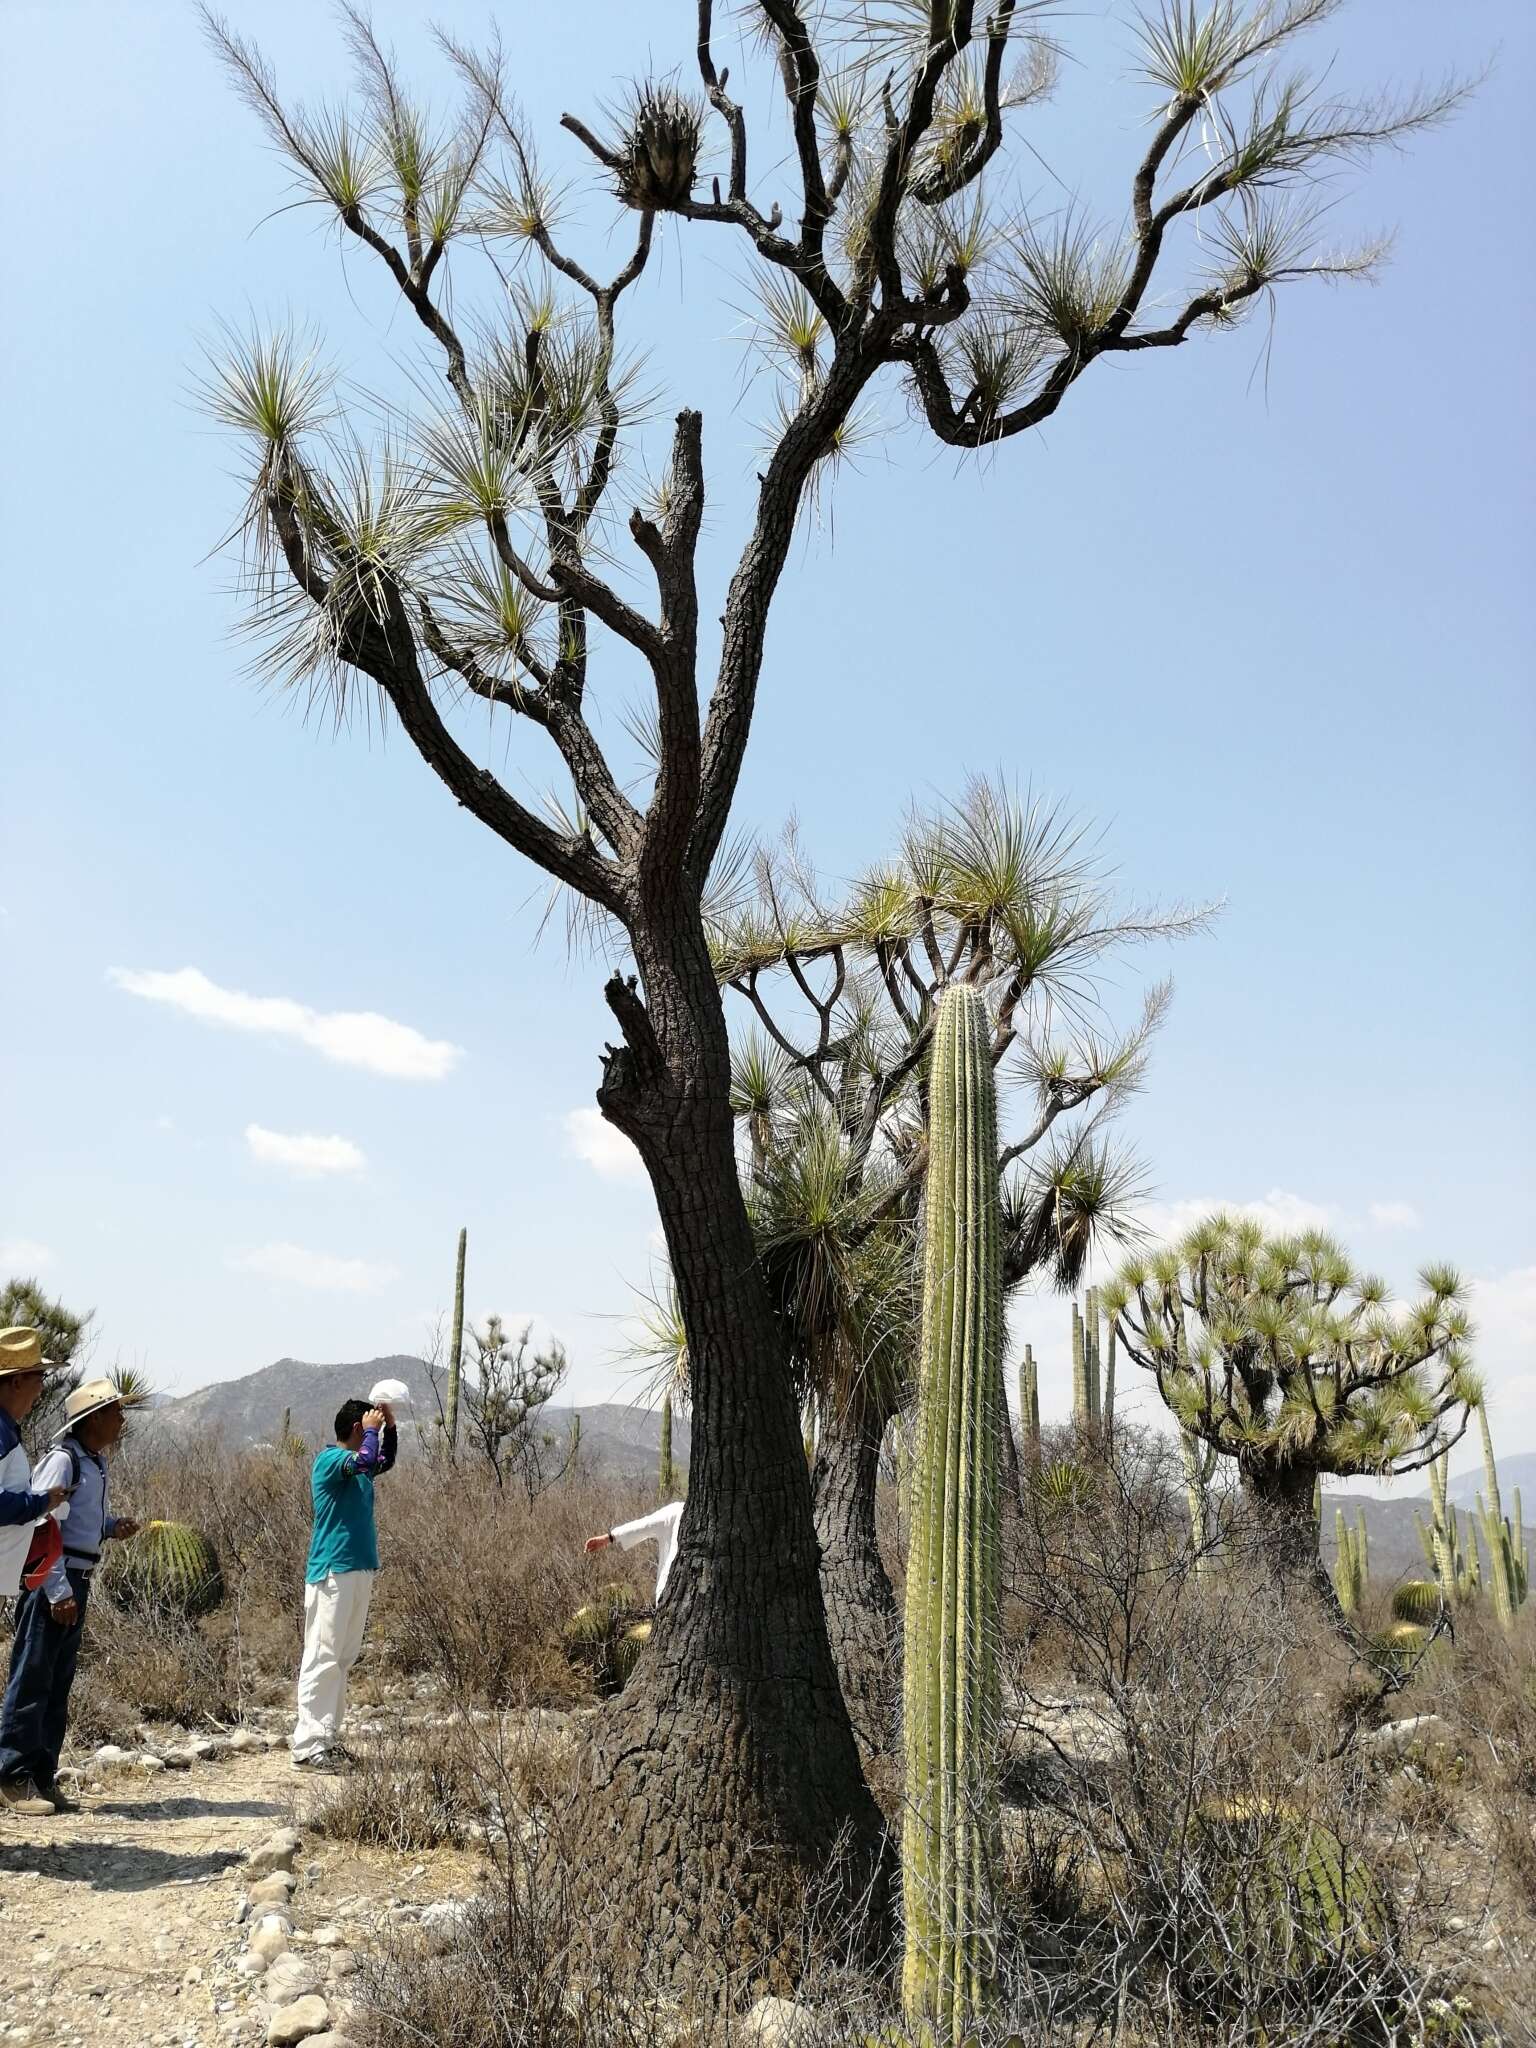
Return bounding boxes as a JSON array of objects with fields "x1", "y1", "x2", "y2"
[
  {"x1": 901, "y1": 985, "x2": 1004, "y2": 2040},
  {"x1": 1372, "y1": 1620, "x2": 1430, "y2": 1676},
  {"x1": 103, "y1": 1520, "x2": 223, "y2": 1622},
  {"x1": 1392, "y1": 1580, "x2": 1443, "y2": 1626},
  {"x1": 564, "y1": 1580, "x2": 645, "y2": 1697}
]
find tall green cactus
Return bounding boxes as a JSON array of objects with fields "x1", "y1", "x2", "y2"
[
  {"x1": 902, "y1": 985, "x2": 1004, "y2": 2040},
  {"x1": 1017, "y1": 1345, "x2": 1040, "y2": 1469},
  {"x1": 445, "y1": 1226, "x2": 467, "y2": 1453},
  {"x1": 1416, "y1": 1450, "x2": 1479, "y2": 1602},
  {"x1": 1474, "y1": 1404, "x2": 1528, "y2": 1626},
  {"x1": 659, "y1": 1392, "x2": 675, "y2": 1498},
  {"x1": 1333, "y1": 1507, "x2": 1369, "y2": 1614},
  {"x1": 1101, "y1": 1313, "x2": 1116, "y2": 1442},
  {"x1": 1071, "y1": 1298, "x2": 1101, "y2": 1433},
  {"x1": 1181, "y1": 1430, "x2": 1218, "y2": 1568}
]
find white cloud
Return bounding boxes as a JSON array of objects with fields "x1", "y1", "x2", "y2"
[
  {"x1": 563, "y1": 1107, "x2": 646, "y2": 1183},
  {"x1": 1368, "y1": 1200, "x2": 1421, "y2": 1231},
  {"x1": 227, "y1": 1243, "x2": 395, "y2": 1293},
  {"x1": 244, "y1": 1125, "x2": 366, "y2": 1177},
  {"x1": 1137, "y1": 1188, "x2": 1337, "y2": 1244},
  {"x1": 0, "y1": 1239, "x2": 54, "y2": 1272},
  {"x1": 109, "y1": 967, "x2": 462, "y2": 1082}
]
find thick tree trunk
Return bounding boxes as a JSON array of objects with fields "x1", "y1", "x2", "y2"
[
  {"x1": 1242, "y1": 1459, "x2": 1346, "y2": 1627},
  {"x1": 812, "y1": 1392, "x2": 901, "y2": 1759},
  {"x1": 583, "y1": 905, "x2": 891, "y2": 1987}
]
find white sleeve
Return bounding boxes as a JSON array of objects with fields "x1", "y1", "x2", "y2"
[
  {"x1": 610, "y1": 1503, "x2": 680, "y2": 1551},
  {"x1": 31, "y1": 1449, "x2": 72, "y2": 1523}
]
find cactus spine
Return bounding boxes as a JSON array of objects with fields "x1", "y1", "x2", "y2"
[
  {"x1": 1333, "y1": 1507, "x2": 1369, "y2": 1614},
  {"x1": 659, "y1": 1393, "x2": 675, "y2": 1498},
  {"x1": 445, "y1": 1226, "x2": 467, "y2": 1453},
  {"x1": 1017, "y1": 1345, "x2": 1041, "y2": 1470},
  {"x1": 902, "y1": 985, "x2": 1004, "y2": 2039}
]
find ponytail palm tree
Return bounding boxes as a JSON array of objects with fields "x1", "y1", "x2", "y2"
[
  {"x1": 199, "y1": 0, "x2": 1468, "y2": 1960},
  {"x1": 1105, "y1": 1216, "x2": 1479, "y2": 1616},
  {"x1": 673, "y1": 782, "x2": 1188, "y2": 1742}
]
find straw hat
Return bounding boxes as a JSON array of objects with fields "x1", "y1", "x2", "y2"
[
  {"x1": 0, "y1": 1327, "x2": 50, "y2": 1378},
  {"x1": 55, "y1": 1377, "x2": 124, "y2": 1435}
]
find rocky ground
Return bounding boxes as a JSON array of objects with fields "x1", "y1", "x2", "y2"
[{"x1": 0, "y1": 1711, "x2": 483, "y2": 2048}]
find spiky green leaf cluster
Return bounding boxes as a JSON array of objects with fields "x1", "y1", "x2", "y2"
[{"x1": 1113, "y1": 1213, "x2": 1476, "y2": 1483}]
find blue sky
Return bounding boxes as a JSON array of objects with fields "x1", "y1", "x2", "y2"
[{"x1": 4, "y1": 1, "x2": 1532, "y2": 1468}]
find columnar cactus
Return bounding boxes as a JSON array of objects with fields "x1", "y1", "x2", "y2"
[
  {"x1": 902, "y1": 984, "x2": 1004, "y2": 2040},
  {"x1": 1415, "y1": 1450, "x2": 1479, "y2": 1602},
  {"x1": 1474, "y1": 1404, "x2": 1528, "y2": 1627},
  {"x1": 1333, "y1": 1508, "x2": 1369, "y2": 1614},
  {"x1": 446, "y1": 1226, "x2": 467, "y2": 1453},
  {"x1": 659, "y1": 1392, "x2": 675, "y2": 1498},
  {"x1": 1071, "y1": 1295, "x2": 1102, "y2": 1433},
  {"x1": 1017, "y1": 1345, "x2": 1041, "y2": 1469},
  {"x1": 1181, "y1": 1430, "x2": 1219, "y2": 1567}
]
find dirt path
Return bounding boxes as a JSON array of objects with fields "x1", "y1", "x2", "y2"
[{"x1": 0, "y1": 1747, "x2": 299, "y2": 2048}]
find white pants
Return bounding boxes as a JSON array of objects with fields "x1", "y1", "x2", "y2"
[{"x1": 291, "y1": 1570, "x2": 374, "y2": 1760}]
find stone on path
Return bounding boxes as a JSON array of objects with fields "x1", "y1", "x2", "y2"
[
  {"x1": 265, "y1": 1954, "x2": 325, "y2": 2004},
  {"x1": 248, "y1": 1917, "x2": 291, "y2": 1965},
  {"x1": 266, "y1": 1995, "x2": 331, "y2": 2046},
  {"x1": 244, "y1": 1828, "x2": 301, "y2": 1880}
]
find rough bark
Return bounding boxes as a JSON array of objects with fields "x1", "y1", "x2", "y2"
[
  {"x1": 1242, "y1": 1459, "x2": 1347, "y2": 1627},
  {"x1": 812, "y1": 1391, "x2": 901, "y2": 1759},
  {"x1": 582, "y1": 899, "x2": 892, "y2": 1987}
]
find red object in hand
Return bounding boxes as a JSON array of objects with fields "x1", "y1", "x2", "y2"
[{"x1": 22, "y1": 1516, "x2": 62, "y2": 1591}]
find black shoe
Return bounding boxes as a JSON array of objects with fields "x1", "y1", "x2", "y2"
[
  {"x1": 38, "y1": 1783, "x2": 79, "y2": 1814},
  {"x1": 292, "y1": 1749, "x2": 337, "y2": 1772}
]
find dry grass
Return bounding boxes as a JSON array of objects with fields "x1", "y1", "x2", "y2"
[{"x1": 6, "y1": 1422, "x2": 1531, "y2": 2045}]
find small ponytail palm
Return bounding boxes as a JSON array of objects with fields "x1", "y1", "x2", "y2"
[{"x1": 1106, "y1": 1217, "x2": 1479, "y2": 1604}]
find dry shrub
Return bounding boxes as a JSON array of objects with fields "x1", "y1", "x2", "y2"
[
  {"x1": 373, "y1": 1475, "x2": 608, "y2": 1707},
  {"x1": 308, "y1": 1716, "x2": 482, "y2": 1853}
]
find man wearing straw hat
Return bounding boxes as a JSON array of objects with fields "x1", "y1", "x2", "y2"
[
  {"x1": 0, "y1": 1329, "x2": 70, "y2": 1607},
  {"x1": 0, "y1": 1372, "x2": 138, "y2": 1816}
]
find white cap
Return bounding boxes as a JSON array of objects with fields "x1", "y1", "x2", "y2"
[{"x1": 369, "y1": 1378, "x2": 410, "y2": 1405}]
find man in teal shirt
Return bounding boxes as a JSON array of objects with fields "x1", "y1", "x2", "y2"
[{"x1": 291, "y1": 1398, "x2": 397, "y2": 1768}]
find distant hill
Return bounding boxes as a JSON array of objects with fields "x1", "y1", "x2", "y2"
[
  {"x1": 146, "y1": 1354, "x2": 688, "y2": 1482},
  {"x1": 1446, "y1": 1451, "x2": 1536, "y2": 1507}
]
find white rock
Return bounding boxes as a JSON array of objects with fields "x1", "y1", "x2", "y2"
[
  {"x1": 132, "y1": 1752, "x2": 167, "y2": 1774},
  {"x1": 305, "y1": 2036, "x2": 357, "y2": 2048},
  {"x1": 250, "y1": 1873, "x2": 297, "y2": 1906},
  {"x1": 244, "y1": 1829, "x2": 301, "y2": 1880},
  {"x1": 743, "y1": 1997, "x2": 824, "y2": 2047},
  {"x1": 234, "y1": 1954, "x2": 266, "y2": 1980},
  {"x1": 158, "y1": 1749, "x2": 193, "y2": 1772},
  {"x1": 90, "y1": 1745, "x2": 130, "y2": 1769},
  {"x1": 264, "y1": 1955, "x2": 324, "y2": 2004},
  {"x1": 418, "y1": 1899, "x2": 475, "y2": 1953},
  {"x1": 310, "y1": 1927, "x2": 342, "y2": 1949},
  {"x1": 248, "y1": 1920, "x2": 291, "y2": 1966},
  {"x1": 265, "y1": 1996, "x2": 330, "y2": 2046},
  {"x1": 326, "y1": 1951, "x2": 357, "y2": 1982},
  {"x1": 1361, "y1": 1713, "x2": 1454, "y2": 1757}
]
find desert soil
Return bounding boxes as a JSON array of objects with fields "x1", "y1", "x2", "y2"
[{"x1": 0, "y1": 1735, "x2": 481, "y2": 2048}]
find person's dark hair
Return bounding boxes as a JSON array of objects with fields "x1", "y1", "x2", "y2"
[{"x1": 334, "y1": 1398, "x2": 370, "y2": 1443}]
